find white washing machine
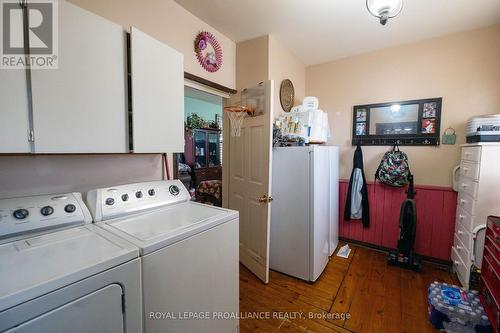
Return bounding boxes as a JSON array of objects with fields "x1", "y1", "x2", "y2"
[
  {"x1": 0, "y1": 192, "x2": 142, "y2": 333},
  {"x1": 86, "y1": 180, "x2": 239, "y2": 333}
]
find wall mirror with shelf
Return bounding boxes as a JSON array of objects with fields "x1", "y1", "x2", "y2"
[{"x1": 352, "y1": 97, "x2": 442, "y2": 146}]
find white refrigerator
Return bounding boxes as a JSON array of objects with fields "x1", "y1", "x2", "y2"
[{"x1": 270, "y1": 146, "x2": 339, "y2": 282}]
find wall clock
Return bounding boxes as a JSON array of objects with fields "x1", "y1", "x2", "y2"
[
  {"x1": 194, "y1": 31, "x2": 223, "y2": 73},
  {"x1": 280, "y1": 79, "x2": 295, "y2": 112}
]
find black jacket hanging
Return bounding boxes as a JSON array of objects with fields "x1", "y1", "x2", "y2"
[{"x1": 344, "y1": 144, "x2": 370, "y2": 228}]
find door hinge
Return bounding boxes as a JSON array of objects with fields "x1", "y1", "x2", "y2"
[{"x1": 28, "y1": 130, "x2": 34, "y2": 142}]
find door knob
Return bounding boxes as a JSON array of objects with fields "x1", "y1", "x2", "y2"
[{"x1": 258, "y1": 195, "x2": 274, "y2": 203}]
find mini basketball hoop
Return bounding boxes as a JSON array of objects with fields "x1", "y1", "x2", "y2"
[{"x1": 224, "y1": 106, "x2": 254, "y2": 137}]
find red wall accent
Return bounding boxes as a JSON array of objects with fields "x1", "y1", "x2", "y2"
[{"x1": 339, "y1": 180, "x2": 457, "y2": 261}]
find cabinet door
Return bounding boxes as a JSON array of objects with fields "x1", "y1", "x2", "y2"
[
  {"x1": 30, "y1": 1, "x2": 127, "y2": 153},
  {"x1": 208, "y1": 132, "x2": 220, "y2": 167},
  {"x1": 130, "y1": 27, "x2": 184, "y2": 153},
  {"x1": 194, "y1": 130, "x2": 207, "y2": 168},
  {"x1": 0, "y1": 17, "x2": 30, "y2": 153}
]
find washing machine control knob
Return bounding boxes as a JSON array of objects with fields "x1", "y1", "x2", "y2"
[
  {"x1": 148, "y1": 189, "x2": 155, "y2": 196},
  {"x1": 135, "y1": 191, "x2": 143, "y2": 199},
  {"x1": 13, "y1": 209, "x2": 29, "y2": 220},
  {"x1": 105, "y1": 198, "x2": 115, "y2": 206},
  {"x1": 169, "y1": 185, "x2": 180, "y2": 196},
  {"x1": 121, "y1": 194, "x2": 129, "y2": 202},
  {"x1": 40, "y1": 206, "x2": 54, "y2": 216},
  {"x1": 64, "y1": 204, "x2": 76, "y2": 213}
]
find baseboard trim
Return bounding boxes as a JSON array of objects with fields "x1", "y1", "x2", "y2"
[{"x1": 339, "y1": 237, "x2": 453, "y2": 269}]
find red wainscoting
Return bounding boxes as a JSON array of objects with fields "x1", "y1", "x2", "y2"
[{"x1": 339, "y1": 180, "x2": 457, "y2": 261}]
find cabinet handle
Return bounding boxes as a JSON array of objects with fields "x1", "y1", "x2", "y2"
[
  {"x1": 459, "y1": 215, "x2": 465, "y2": 220},
  {"x1": 460, "y1": 199, "x2": 466, "y2": 205},
  {"x1": 462, "y1": 183, "x2": 467, "y2": 189},
  {"x1": 454, "y1": 260, "x2": 460, "y2": 266},
  {"x1": 456, "y1": 245, "x2": 463, "y2": 250},
  {"x1": 458, "y1": 230, "x2": 464, "y2": 235}
]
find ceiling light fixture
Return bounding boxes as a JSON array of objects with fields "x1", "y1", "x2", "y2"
[{"x1": 366, "y1": 0, "x2": 403, "y2": 26}]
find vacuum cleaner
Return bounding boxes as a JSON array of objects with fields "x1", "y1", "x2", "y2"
[{"x1": 388, "y1": 173, "x2": 422, "y2": 272}]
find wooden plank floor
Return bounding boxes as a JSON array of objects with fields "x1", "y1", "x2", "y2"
[{"x1": 239, "y1": 243, "x2": 458, "y2": 333}]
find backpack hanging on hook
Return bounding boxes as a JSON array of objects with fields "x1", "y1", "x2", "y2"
[{"x1": 375, "y1": 144, "x2": 410, "y2": 187}]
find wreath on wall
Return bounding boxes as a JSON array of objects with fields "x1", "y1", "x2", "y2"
[{"x1": 194, "y1": 31, "x2": 223, "y2": 73}]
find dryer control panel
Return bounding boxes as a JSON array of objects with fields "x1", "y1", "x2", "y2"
[
  {"x1": 86, "y1": 180, "x2": 190, "y2": 222},
  {"x1": 0, "y1": 193, "x2": 92, "y2": 242}
]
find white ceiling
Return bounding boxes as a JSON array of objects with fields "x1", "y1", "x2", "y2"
[{"x1": 175, "y1": 0, "x2": 500, "y2": 66}]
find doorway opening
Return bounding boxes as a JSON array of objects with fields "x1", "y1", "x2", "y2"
[{"x1": 174, "y1": 86, "x2": 224, "y2": 207}]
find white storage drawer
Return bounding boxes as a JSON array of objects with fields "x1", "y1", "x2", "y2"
[
  {"x1": 458, "y1": 176, "x2": 479, "y2": 199},
  {"x1": 457, "y1": 192, "x2": 476, "y2": 216},
  {"x1": 460, "y1": 161, "x2": 480, "y2": 181},
  {"x1": 451, "y1": 247, "x2": 468, "y2": 287},
  {"x1": 456, "y1": 206, "x2": 473, "y2": 231},
  {"x1": 454, "y1": 233, "x2": 471, "y2": 265},
  {"x1": 461, "y1": 146, "x2": 482, "y2": 163},
  {"x1": 455, "y1": 221, "x2": 472, "y2": 251}
]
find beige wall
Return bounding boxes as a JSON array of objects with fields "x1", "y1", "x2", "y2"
[
  {"x1": 235, "y1": 35, "x2": 306, "y2": 117},
  {"x1": 0, "y1": 155, "x2": 163, "y2": 199},
  {"x1": 268, "y1": 35, "x2": 306, "y2": 117},
  {"x1": 306, "y1": 24, "x2": 500, "y2": 187},
  {"x1": 68, "y1": 0, "x2": 236, "y2": 89}
]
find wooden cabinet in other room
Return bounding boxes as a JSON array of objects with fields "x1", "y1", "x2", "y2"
[{"x1": 185, "y1": 129, "x2": 222, "y2": 187}]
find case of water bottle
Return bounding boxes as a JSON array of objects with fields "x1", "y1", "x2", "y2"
[{"x1": 428, "y1": 282, "x2": 493, "y2": 332}]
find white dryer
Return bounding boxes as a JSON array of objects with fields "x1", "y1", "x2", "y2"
[
  {"x1": 86, "y1": 180, "x2": 239, "y2": 333},
  {"x1": 0, "y1": 193, "x2": 141, "y2": 333}
]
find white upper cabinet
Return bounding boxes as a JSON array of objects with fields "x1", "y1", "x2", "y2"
[
  {"x1": 0, "y1": 14, "x2": 30, "y2": 153},
  {"x1": 0, "y1": 67, "x2": 31, "y2": 154},
  {"x1": 30, "y1": 0, "x2": 128, "y2": 153},
  {"x1": 130, "y1": 27, "x2": 184, "y2": 153}
]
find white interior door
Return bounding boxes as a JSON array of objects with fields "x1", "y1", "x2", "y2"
[{"x1": 227, "y1": 81, "x2": 273, "y2": 283}]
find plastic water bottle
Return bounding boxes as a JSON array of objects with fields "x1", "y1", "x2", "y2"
[
  {"x1": 456, "y1": 309, "x2": 466, "y2": 325},
  {"x1": 481, "y1": 315, "x2": 490, "y2": 325},
  {"x1": 471, "y1": 311, "x2": 480, "y2": 325}
]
